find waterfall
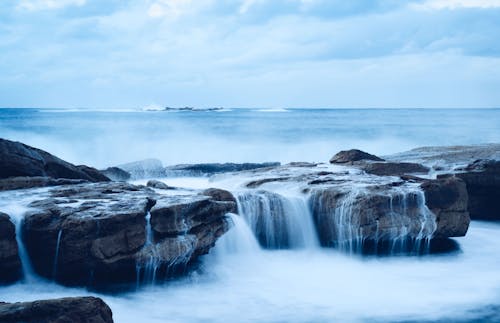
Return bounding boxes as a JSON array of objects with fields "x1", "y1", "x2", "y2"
[
  {"x1": 136, "y1": 211, "x2": 157, "y2": 286},
  {"x1": 236, "y1": 191, "x2": 319, "y2": 249},
  {"x1": 311, "y1": 185, "x2": 437, "y2": 255},
  {"x1": 52, "y1": 229, "x2": 63, "y2": 280},
  {"x1": 214, "y1": 213, "x2": 261, "y2": 255}
]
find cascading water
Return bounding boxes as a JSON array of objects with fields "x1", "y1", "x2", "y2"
[
  {"x1": 136, "y1": 211, "x2": 158, "y2": 286},
  {"x1": 52, "y1": 229, "x2": 63, "y2": 280},
  {"x1": 236, "y1": 190, "x2": 319, "y2": 249},
  {"x1": 2, "y1": 203, "x2": 36, "y2": 282},
  {"x1": 213, "y1": 213, "x2": 261, "y2": 256}
]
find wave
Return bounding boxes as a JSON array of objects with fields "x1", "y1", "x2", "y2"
[{"x1": 256, "y1": 108, "x2": 289, "y2": 112}]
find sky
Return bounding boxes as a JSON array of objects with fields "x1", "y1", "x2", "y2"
[{"x1": 1, "y1": 0, "x2": 500, "y2": 109}]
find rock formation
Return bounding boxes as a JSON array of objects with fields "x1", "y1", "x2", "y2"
[{"x1": 0, "y1": 297, "x2": 113, "y2": 323}]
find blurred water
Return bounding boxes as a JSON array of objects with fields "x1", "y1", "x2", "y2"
[{"x1": 1, "y1": 108, "x2": 499, "y2": 168}]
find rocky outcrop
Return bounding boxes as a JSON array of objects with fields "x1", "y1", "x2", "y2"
[
  {"x1": 329, "y1": 149, "x2": 384, "y2": 164},
  {"x1": 0, "y1": 138, "x2": 109, "y2": 183},
  {"x1": 0, "y1": 297, "x2": 113, "y2": 323},
  {"x1": 0, "y1": 213, "x2": 22, "y2": 284},
  {"x1": 165, "y1": 162, "x2": 280, "y2": 176},
  {"x1": 455, "y1": 159, "x2": 500, "y2": 220},
  {"x1": 361, "y1": 162, "x2": 430, "y2": 176},
  {"x1": 21, "y1": 182, "x2": 235, "y2": 287},
  {"x1": 100, "y1": 167, "x2": 131, "y2": 182}
]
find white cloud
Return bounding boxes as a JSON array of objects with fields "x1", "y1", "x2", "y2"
[
  {"x1": 147, "y1": 0, "x2": 195, "y2": 18},
  {"x1": 413, "y1": 0, "x2": 500, "y2": 10},
  {"x1": 17, "y1": 0, "x2": 86, "y2": 11}
]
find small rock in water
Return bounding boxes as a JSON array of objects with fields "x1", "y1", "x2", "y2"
[
  {"x1": 329, "y1": 149, "x2": 385, "y2": 164},
  {"x1": 146, "y1": 180, "x2": 172, "y2": 190}
]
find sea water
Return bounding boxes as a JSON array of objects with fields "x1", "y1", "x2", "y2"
[{"x1": 1, "y1": 108, "x2": 499, "y2": 168}]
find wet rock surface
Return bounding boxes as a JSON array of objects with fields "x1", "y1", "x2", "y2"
[
  {"x1": 0, "y1": 297, "x2": 113, "y2": 323},
  {"x1": 0, "y1": 213, "x2": 22, "y2": 284},
  {"x1": 361, "y1": 162, "x2": 430, "y2": 176},
  {"x1": 21, "y1": 182, "x2": 235, "y2": 287},
  {"x1": 165, "y1": 162, "x2": 280, "y2": 176},
  {"x1": 329, "y1": 149, "x2": 384, "y2": 164},
  {"x1": 0, "y1": 176, "x2": 88, "y2": 192}
]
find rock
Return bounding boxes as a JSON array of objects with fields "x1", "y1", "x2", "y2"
[
  {"x1": 309, "y1": 176, "x2": 469, "y2": 252},
  {"x1": 164, "y1": 162, "x2": 280, "y2": 176},
  {"x1": 201, "y1": 188, "x2": 237, "y2": 204},
  {"x1": 21, "y1": 182, "x2": 234, "y2": 287},
  {"x1": 329, "y1": 149, "x2": 384, "y2": 164},
  {"x1": 0, "y1": 213, "x2": 22, "y2": 284},
  {"x1": 421, "y1": 176, "x2": 470, "y2": 238},
  {"x1": 0, "y1": 138, "x2": 109, "y2": 182},
  {"x1": 361, "y1": 162, "x2": 430, "y2": 176},
  {"x1": 116, "y1": 159, "x2": 165, "y2": 179},
  {"x1": 0, "y1": 297, "x2": 113, "y2": 323},
  {"x1": 146, "y1": 180, "x2": 172, "y2": 190},
  {"x1": 100, "y1": 167, "x2": 131, "y2": 182},
  {"x1": 0, "y1": 176, "x2": 88, "y2": 192},
  {"x1": 454, "y1": 159, "x2": 500, "y2": 220}
]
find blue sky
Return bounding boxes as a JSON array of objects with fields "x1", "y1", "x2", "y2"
[{"x1": 1, "y1": 0, "x2": 500, "y2": 108}]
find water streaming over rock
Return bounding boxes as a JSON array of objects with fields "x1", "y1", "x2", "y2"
[
  {"x1": 52, "y1": 229, "x2": 63, "y2": 280},
  {"x1": 213, "y1": 213, "x2": 261, "y2": 255},
  {"x1": 310, "y1": 185, "x2": 437, "y2": 255},
  {"x1": 236, "y1": 190, "x2": 319, "y2": 249}
]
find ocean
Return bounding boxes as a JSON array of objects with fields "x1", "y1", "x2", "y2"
[{"x1": 1, "y1": 108, "x2": 499, "y2": 168}]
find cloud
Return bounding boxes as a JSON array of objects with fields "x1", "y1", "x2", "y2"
[
  {"x1": 0, "y1": 0, "x2": 499, "y2": 108},
  {"x1": 17, "y1": 0, "x2": 86, "y2": 11},
  {"x1": 413, "y1": 0, "x2": 500, "y2": 9}
]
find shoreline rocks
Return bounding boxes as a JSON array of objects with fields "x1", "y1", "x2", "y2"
[
  {"x1": 0, "y1": 297, "x2": 113, "y2": 323},
  {"x1": 0, "y1": 138, "x2": 109, "y2": 183},
  {"x1": 20, "y1": 182, "x2": 235, "y2": 288}
]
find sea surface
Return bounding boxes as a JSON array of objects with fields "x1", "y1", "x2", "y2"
[
  {"x1": 1, "y1": 108, "x2": 499, "y2": 167},
  {"x1": 1, "y1": 108, "x2": 500, "y2": 322}
]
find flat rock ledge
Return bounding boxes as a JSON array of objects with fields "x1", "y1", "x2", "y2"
[
  {"x1": 0, "y1": 297, "x2": 113, "y2": 323},
  {"x1": 20, "y1": 182, "x2": 236, "y2": 287}
]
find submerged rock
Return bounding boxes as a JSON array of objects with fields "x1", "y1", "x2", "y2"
[
  {"x1": 21, "y1": 182, "x2": 235, "y2": 287},
  {"x1": 329, "y1": 149, "x2": 384, "y2": 164},
  {"x1": 146, "y1": 179, "x2": 172, "y2": 190},
  {"x1": 164, "y1": 162, "x2": 280, "y2": 176},
  {"x1": 455, "y1": 159, "x2": 500, "y2": 221},
  {"x1": 0, "y1": 138, "x2": 109, "y2": 183},
  {"x1": 0, "y1": 213, "x2": 22, "y2": 284},
  {"x1": 0, "y1": 297, "x2": 113, "y2": 323}
]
